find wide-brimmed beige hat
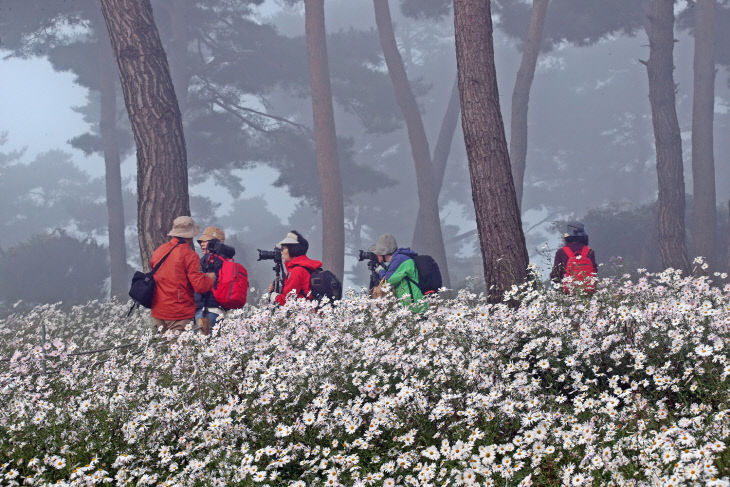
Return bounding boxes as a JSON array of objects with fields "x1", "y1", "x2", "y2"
[
  {"x1": 277, "y1": 231, "x2": 300, "y2": 247},
  {"x1": 369, "y1": 233, "x2": 397, "y2": 256},
  {"x1": 197, "y1": 226, "x2": 225, "y2": 242},
  {"x1": 167, "y1": 216, "x2": 200, "y2": 239}
]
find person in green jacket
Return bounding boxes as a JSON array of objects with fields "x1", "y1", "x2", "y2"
[{"x1": 370, "y1": 234, "x2": 426, "y2": 312}]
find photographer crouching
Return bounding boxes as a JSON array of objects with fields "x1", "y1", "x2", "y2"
[{"x1": 195, "y1": 226, "x2": 236, "y2": 335}]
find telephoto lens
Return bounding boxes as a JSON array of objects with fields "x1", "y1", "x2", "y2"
[{"x1": 257, "y1": 248, "x2": 281, "y2": 261}]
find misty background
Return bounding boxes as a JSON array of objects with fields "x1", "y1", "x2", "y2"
[{"x1": 0, "y1": 0, "x2": 728, "y2": 313}]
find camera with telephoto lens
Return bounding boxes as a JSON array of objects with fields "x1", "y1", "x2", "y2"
[
  {"x1": 358, "y1": 249, "x2": 381, "y2": 291},
  {"x1": 358, "y1": 250, "x2": 377, "y2": 262},
  {"x1": 207, "y1": 238, "x2": 236, "y2": 259},
  {"x1": 257, "y1": 248, "x2": 282, "y2": 264}
]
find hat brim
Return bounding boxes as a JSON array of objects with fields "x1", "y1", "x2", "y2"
[
  {"x1": 278, "y1": 237, "x2": 299, "y2": 246},
  {"x1": 168, "y1": 225, "x2": 199, "y2": 239},
  {"x1": 369, "y1": 244, "x2": 392, "y2": 256}
]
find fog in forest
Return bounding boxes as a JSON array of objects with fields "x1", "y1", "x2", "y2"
[{"x1": 0, "y1": 0, "x2": 728, "y2": 313}]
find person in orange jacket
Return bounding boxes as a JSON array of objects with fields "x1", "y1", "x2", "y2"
[
  {"x1": 268, "y1": 230, "x2": 322, "y2": 306},
  {"x1": 150, "y1": 216, "x2": 216, "y2": 333}
]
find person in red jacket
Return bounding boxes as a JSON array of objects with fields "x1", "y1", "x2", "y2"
[
  {"x1": 550, "y1": 221, "x2": 598, "y2": 293},
  {"x1": 150, "y1": 216, "x2": 216, "y2": 333},
  {"x1": 268, "y1": 230, "x2": 322, "y2": 306}
]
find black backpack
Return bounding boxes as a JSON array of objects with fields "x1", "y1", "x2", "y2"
[
  {"x1": 294, "y1": 266, "x2": 342, "y2": 303},
  {"x1": 407, "y1": 254, "x2": 442, "y2": 295}
]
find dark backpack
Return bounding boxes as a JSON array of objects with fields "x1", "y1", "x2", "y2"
[
  {"x1": 406, "y1": 254, "x2": 443, "y2": 295},
  {"x1": 128, "y1": 240, "x2": 182, "y2": 314},
  {"x1": 294, "y1": 266, "x2": 342, "y2": 303}
]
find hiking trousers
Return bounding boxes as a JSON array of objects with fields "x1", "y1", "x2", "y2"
[{"x1": 151, "y1": 317, "x2": 193, "y2": 334}]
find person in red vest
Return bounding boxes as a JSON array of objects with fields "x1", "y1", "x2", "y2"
[
  {"x1": 550, "y1": 221, "x2": 598, "y2": 294},
  {"x1": 150, "y1": 216, "x2": 216, "y2": 333}
]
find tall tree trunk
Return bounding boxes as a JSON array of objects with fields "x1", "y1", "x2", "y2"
[
  {"x1": 433, "y1": 77, "x2": 460, "y2": 196},
  {"x1": 644, "y1": 0, "x2": 690, "y2": 273},
  {"x1": 373, "y1": 0, "x2": 450, "y2": 288},
  {"x1": 691, "y1": 0, "x2": 716, "y2": 266},
  {"x1": 454, "y1": 0, "x2": 529, "y2": 302},
  {"x1": 100, "y1": 0, "x2": 190, "y2": 269},
  {"x1": 95, "y1": 12, "x2": 128, "y2": 297},
  {"x1": 510, "y1": 0, "x2": 550, "y2": 211},
  {"x1": 305, "y1": 0, "x2": 345, "y2": 281}
]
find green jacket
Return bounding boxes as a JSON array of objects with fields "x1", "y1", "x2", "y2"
[{"x1": 386, "y1": 258, "x2": 426, "y2": 313}]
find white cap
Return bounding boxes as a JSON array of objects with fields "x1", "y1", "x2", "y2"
[{"x1": 277, "y1": 232, "x2": 300, "y2": 246}]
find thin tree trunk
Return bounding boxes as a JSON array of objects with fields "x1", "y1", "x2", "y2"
[
  {"x1": 727, "y1": 198, "x2": 730, "y2": 272},
  {"x1": 373, "y1": 0, "x2": 450, "y2": 288},
  {"x1": 433, "y1": 77, "x2": 460, "y2": 196},
  {"x1": 305, "y1": 0, "x2": 345, "y2": 281},
  {"x1": 691, "y1": 0, "x2": 716, "y2": 266},
  {"x1": 644, "y1": 0, "x2": 690, "y2": 273},
  {"x1": 100, "y1": 0, "x2": 190, "y2": 269},
  {"x1": 510, "y1": 0, "x2": 549, "y2": 211},
  {"x1": 454, "y1": 0, "x2": 529, "y2": 302},
  {"x1": 96, "y1": 13, "x2": 128, "y2": 297}
]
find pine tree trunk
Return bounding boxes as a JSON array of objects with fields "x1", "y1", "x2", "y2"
[
  {"x1": 96, "y1": 15, "x2": 128, "y2": 298},
  {"x1": 510, "y1": 0, "x2": 550, "y2": 211},
  {"x1": 305, "y1": 0, "x2": 345, "y2": 281},
  {"x1": 691, "y1": 0, "x2": 717, "y2": 266},
  {"x1": 433, "y1": 77, "x2": 460, "y2": 196},
  {"x1": 100, "y1": 0, "x2": 190, "y2": 269},
  {"x1": 644, "y1": 0, "x2": 691, "y2": 273},
  {"x1": 373, "y1": 0, "x2": 450, "y2": 288},
  {"x1": 454, "y1": 0, "x2": 529, "y2": 302}
]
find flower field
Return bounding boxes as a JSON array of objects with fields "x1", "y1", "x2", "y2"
[{"x1": 1, "y1": 268, "x2": 730, "y2": 486}]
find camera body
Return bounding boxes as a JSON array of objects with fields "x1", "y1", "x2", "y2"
[
  {"x1": 358, "y1": 250, "x2": 381, "y2": 291},
  {"x1": 257, "y1": 248, "x2": 282, "y2": 264},
  {"x1": 207, "y1": 238, "x2": 236, "y2": 259},
  {"x1": 358, "y1": 250, "x2": 377, "y2": 262}
]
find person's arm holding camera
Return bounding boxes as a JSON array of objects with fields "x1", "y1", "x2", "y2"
[
  {"x1": 184, "y1": 252, "x2": 216, "y2": 293},
  {"x1": 199, "y1": 246, "x2": 219, "y2": 284}
]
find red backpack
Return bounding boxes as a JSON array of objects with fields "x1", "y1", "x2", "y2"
[
  {"x1": 212, "y1": 256, "x2": 248, "y2": 309},
  {"x1": 562, "y1": 246, "x2": 596, "y2": 294}
]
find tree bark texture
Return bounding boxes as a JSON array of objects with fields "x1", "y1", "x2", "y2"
[
  {"x1": 509, "y1": 0, "x2": 549, "y2": 211},
  {"x1": 691, "y1": 0, "x2": 717, "y2": 266},
  {"x1": 644, "y1": 0, "x2": 691, "y2": 273},
  {"x1": 95, "y1": 12, "x2": 128, "y2": 297},
  {"x1": 433, "y1": 77, "x2": 461, "y2": 196},
  {"x1": 454, "y1": 0, "x2": 529, "y2": 302},
  {"x1": 305, "y1": 0, "x2": 345, "y2": 281},
  {"x1": 100, "y1": 0, "x2": 190, "y2": 270},
  {"x1": 373, "y1": 0, "x2": 450, "y2": 288}
]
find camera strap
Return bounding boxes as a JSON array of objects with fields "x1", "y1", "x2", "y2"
[
  {"x1": 149, "y1": 240, "x2": 184, "y2": 276},
  {"x1": 125, "y1": 240, "x2": 183, "y2": 317}
]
